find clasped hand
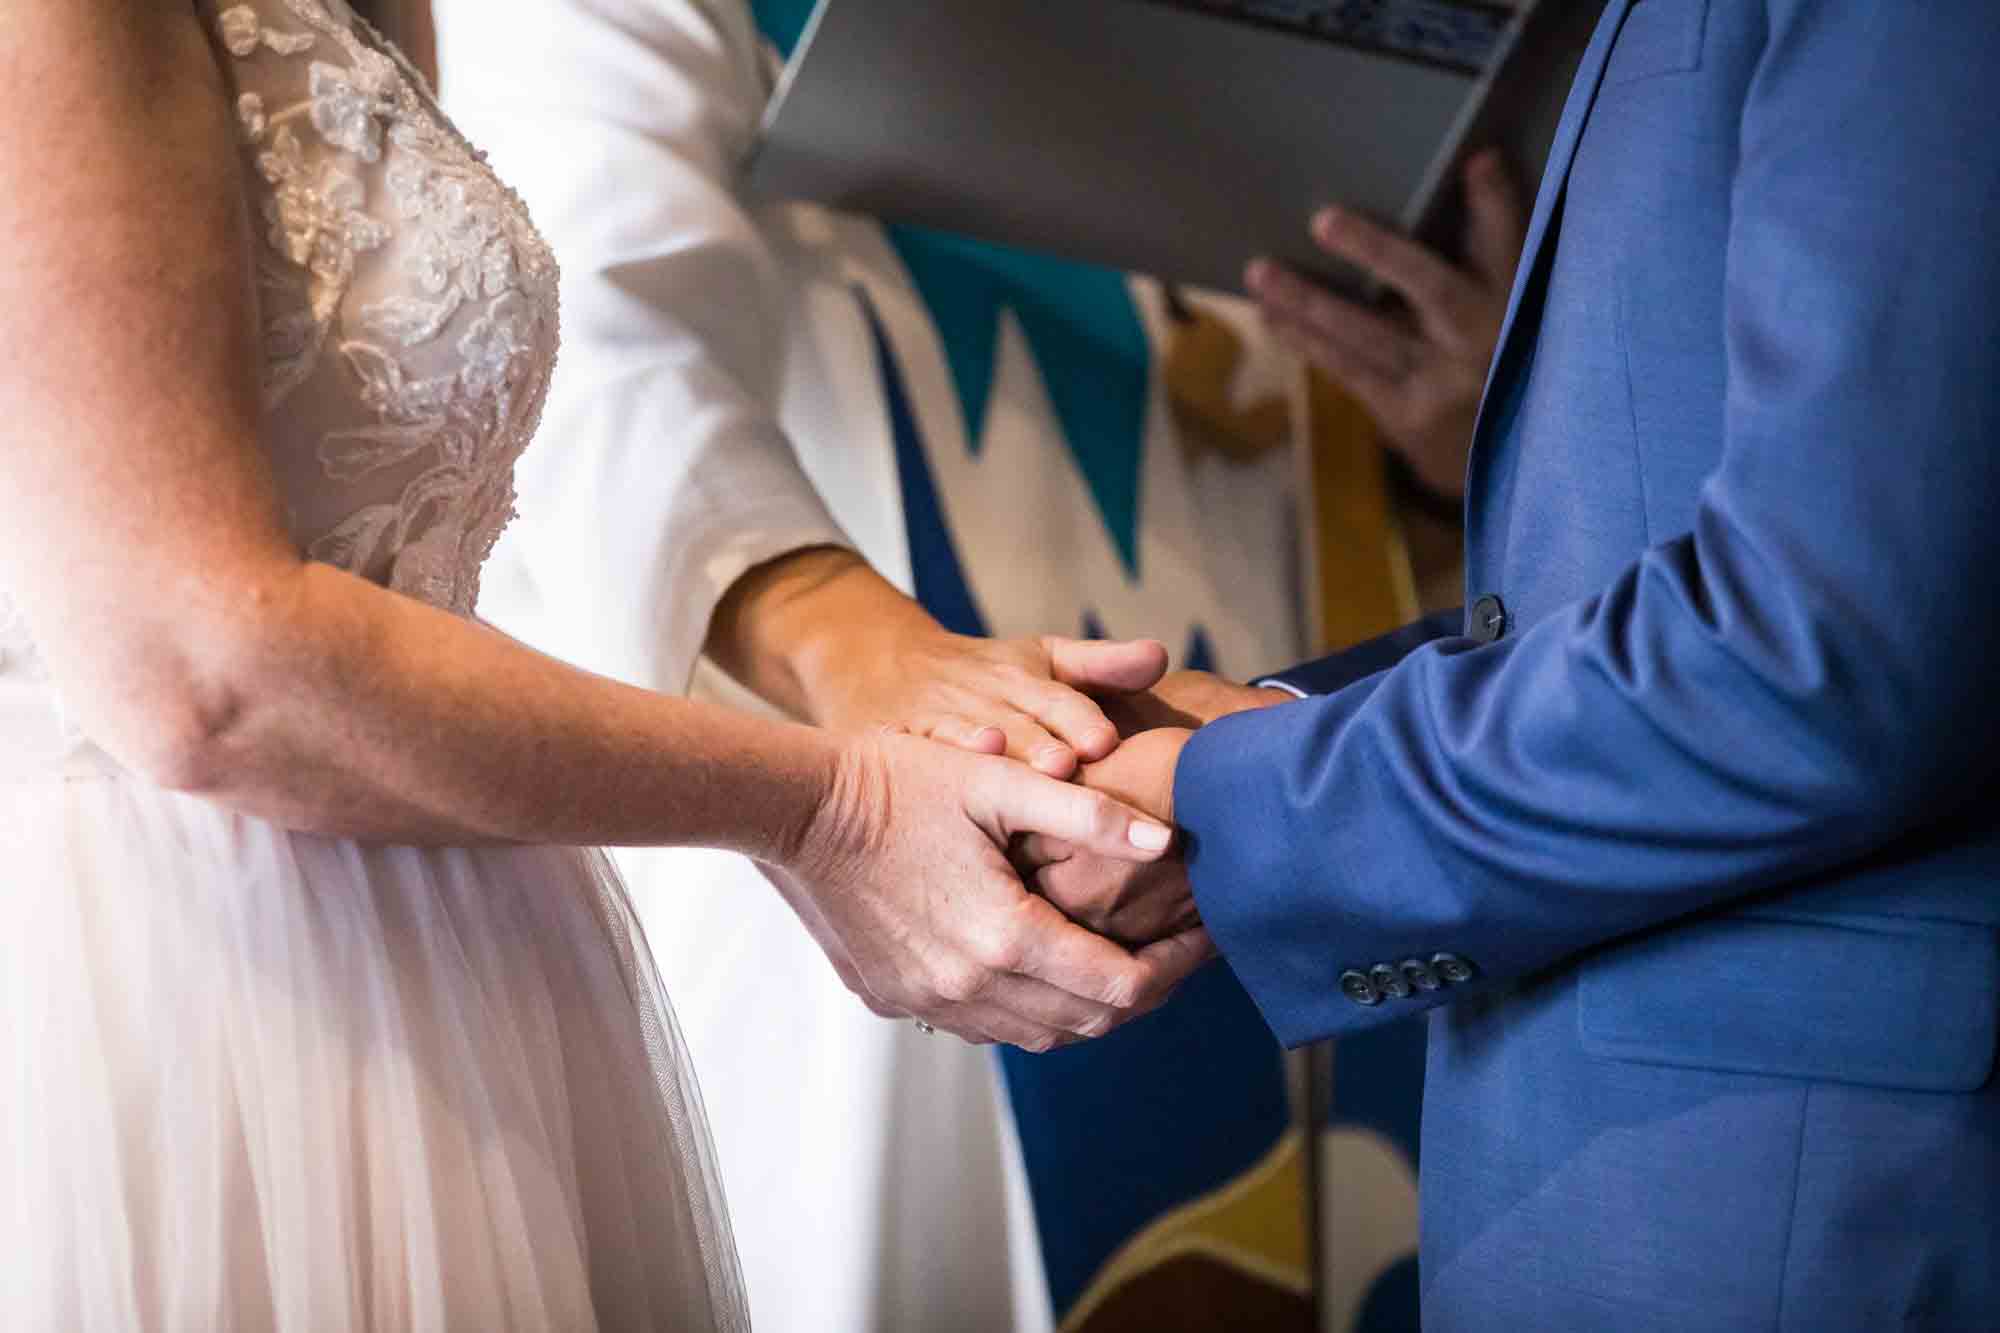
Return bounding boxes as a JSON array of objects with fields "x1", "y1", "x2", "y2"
[
  {"x1": 1015, "y1": 672, "x2": 1291, "y2": 949},
  {"x1": 774, "y1": 604, "x2": 1283, "y2": 1050}
]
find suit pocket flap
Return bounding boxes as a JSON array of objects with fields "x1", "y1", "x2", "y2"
[
  {"x1": 1602, "y1": 0, "x2": 1708, "y2": 86},
  {"x1": 1578, "y1": 913, "x2": 1998, "y2": 1093}
]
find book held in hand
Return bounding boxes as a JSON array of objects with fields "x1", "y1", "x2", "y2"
[{"x1": 746, "y1": 0, "x2": 1605, "y2": 293}]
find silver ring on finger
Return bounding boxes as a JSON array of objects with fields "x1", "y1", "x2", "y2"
[{"x1": 914, "y1": 1019, "x2": 936, "y2": 1036}]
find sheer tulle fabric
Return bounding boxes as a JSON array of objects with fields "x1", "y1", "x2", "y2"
[{"x1": 0, "y1": 766, "x2": 749, "y2": 1331}]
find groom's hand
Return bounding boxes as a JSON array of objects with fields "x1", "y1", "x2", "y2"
[
  {"x1": 1097, "y1": 670, "x2": 1293, "y2": 739},
  {"x1": 1021, "y1": 728, "x2": 1214, "y2": 959}
]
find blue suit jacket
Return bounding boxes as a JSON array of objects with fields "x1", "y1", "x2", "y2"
[{"x1": 1177, "y1": 3, "x2": 2000, "y2": 1326}]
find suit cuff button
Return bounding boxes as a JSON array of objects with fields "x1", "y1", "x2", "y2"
[
  {"x1": 1340, "y1": 970, "x2": 1383, "y2": 1007},
  {"x1": 1370, "y1": 963, "x2": 1413, "y2": 1000},
  {"x1": 1430, "y1": 953, "x2": 1476, "y2": 985},
  {"x1": 1400, "y1": 958, "x2": 1442, "y2": 992}
]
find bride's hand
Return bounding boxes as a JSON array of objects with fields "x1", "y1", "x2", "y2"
[
  {"x1": 707, "y1": 548, "x2": 1169, "y2": 778},
  {"x1": 777, "y1": 731, "x2": 1211, "y2": 1049}
]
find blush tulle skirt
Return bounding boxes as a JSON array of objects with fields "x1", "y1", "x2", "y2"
[{"x1": 0, "y1": 765, "x2": 750, "y2": 1331}]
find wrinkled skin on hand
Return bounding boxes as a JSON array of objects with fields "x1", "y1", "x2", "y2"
[{"x1": 779, "y1": 729, "x2": 1213, "y2": 1051}]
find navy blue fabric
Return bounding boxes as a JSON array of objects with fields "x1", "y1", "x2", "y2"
[
  {"x1": 1176, "y1": 2, "x2": 2000, "y2": 1325},
  {"x1": 998, "y1": 963, "x2": 1292, "y2": 1315}
]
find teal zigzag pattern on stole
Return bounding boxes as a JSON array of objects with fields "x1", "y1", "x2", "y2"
[{"x1": 885, "y1": 228, "x2": 1150, "y2": 576}]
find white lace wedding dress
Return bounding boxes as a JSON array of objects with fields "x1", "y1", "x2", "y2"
[{"x1": 0, "y1": 3, "x2": 749, "y2": 1328}]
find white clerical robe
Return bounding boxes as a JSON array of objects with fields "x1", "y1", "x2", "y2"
[{"x1": 437, "y1": 2, "x2": 1312, "y2": 1329}]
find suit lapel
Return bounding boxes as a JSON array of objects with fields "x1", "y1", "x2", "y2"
[{"x1": 1463, "y1": 0, "x2": 1634, "y2": 518}]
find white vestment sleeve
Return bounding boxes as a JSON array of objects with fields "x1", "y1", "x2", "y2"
[{"x1": 436, "y1": 0, "x2": 850, "y2": 693}]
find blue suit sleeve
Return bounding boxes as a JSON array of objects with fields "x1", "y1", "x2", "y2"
[
  {"x1": 1255, "y1": 609, "x2": 1464, "y2": 698},
  {"x1": 1176, "y1": 2, "x2": 2000, "y2": 1048}
]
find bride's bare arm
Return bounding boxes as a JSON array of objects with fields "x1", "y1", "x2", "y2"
[
  {"x1": 0, "y1": 1, "x2": 811, "y2": 852},
  {"x1": 0, "y1": 1, "x2": 1200, "y2": 1048}
]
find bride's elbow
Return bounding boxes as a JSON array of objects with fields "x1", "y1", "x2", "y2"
[
  {"x1": 80, "y1": 593, "x2": 307, "y2": 798},
  {"x1": 101, "y1": 665, "x2": 259, "y2": 797}
]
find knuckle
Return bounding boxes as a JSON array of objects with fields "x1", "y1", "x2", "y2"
[
  {"x1": 1021, "y1": 1032, "x2": 1060, "y2": 1055},
  {"x1": 973, "y1": 925, "x2": 1026, "y2": 974},
  {"x1": 931, "y1": 961, "x2": 987, "y2": 1006},
  {"x1": 1076, "y1": 1011, "x2": 1116, "y2": 1040},
  {"x1": 1083, "y1": 790, "x2": 1120, "y2": 833},
  {"x1": 1099, "y1": 970, "x2": 1142, "y2": 1012}
]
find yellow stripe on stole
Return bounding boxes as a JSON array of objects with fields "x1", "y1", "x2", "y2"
[{"x1": 1059, "y1": 1130, "x2": 1315, "y2": 1333}]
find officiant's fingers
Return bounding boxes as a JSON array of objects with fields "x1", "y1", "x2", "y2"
[
  {"x1": 1309, "y1": 206, "x2": 1478, "y2": 337},
  {"x1": 1263, "y1": 313, "x2": 1407, "y2": 433},
  {"x1": 1461, "y1": 148, "x2": 1528, "y2": 293},
  {"x1": 968, "y1": 762, "x2": 1173, "y2": 864},
  {"x1": 1248, "y1": 260, "x2": 1424, "y2": 376}
]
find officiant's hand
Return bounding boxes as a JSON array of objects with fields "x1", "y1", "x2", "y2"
[
  {"x1": 1247, "y1": 148, "x2": 1526, "y2": 499},
  {"x1": 707, "y1": 547, "x2": 1168, "y2": 778},
  {"x1": 782, "y1": 729, "x2": 1211, "y2": 1050}
]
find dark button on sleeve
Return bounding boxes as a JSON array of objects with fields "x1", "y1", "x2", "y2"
[
  {"x1": 1400, "y1": 958, "x2": 1442, "y2": 992},
  {"x1": 1340, "y1": 969, "x2": 1383, "y2": 1007},
  {"x1": 1370, "y1": 963, "x2": 1412, "y2": 1001},
  {"x1": 1431, "y1": 953, "x2": 1477, "y2": 985},
  {"x1": 1468, "y1": 595, "x2": 1508, "y2": 644}
]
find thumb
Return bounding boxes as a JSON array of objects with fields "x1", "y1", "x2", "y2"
[
  {"x1": 968, "y1": 760, "x2": 1174, "y2": 863},
  {"x1": 1461, "y1": 149, "x2": 1528, "y2": 292},
  {"x1": 1046, "y1": 636, "x2": 1171, "y2": 694}
]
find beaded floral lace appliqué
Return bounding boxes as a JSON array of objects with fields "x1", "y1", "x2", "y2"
[{"x1": 220, "y1": 0, "x2": 559, "y2": 614}]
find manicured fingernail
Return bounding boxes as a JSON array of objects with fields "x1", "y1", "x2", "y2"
[{"x1": 1128, "y1": 822, "x2": 1172, "y2": 852}]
